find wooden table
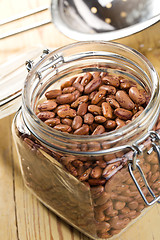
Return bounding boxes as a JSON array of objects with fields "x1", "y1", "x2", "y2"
[{"x1": 0, "y1": 0, "x2": 160, "y2": 239}]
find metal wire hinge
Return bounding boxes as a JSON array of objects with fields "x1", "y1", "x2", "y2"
[
  {"x1": 128, "y1": 131, "x2": 160, "y2": 206},
  {"x1": 25, "y1": 49, "x2": 64, "y2": 79},
  {"x1": 25, "y1": 60, "x2": 34, "y2": 72}
]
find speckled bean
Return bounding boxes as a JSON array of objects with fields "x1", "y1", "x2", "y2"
[
  {"x1": 114, "y1": 108, "x2": 132, "y2": 120},
  {"x1": 129, "y1": 87, "x2": 146, "y2": 105},
  {"x1": 57, "y1": 108, "x2": 76, "y2": 118},
  {"x1": 72, "y1": 116, "x2": 83, "y2": 130},
  {"x1": 53, "y1": 124, "x2": 72, "y2": 132},
  {"x1": 37, "y1": 111, "x2": 55, "y2": 120},
  {"x1": 90, "y1": 166, "x2": 103, "y2": 179},
  {"x1": 56, "y1": 93, "x2": 75, "y2": 104},
  {"x1": 73, "y1": 124, "x2": 89, "y2": 135},
  {"x1": 91, "y1": 90, "x2": 106, "y2": 105},
  {"x1": 116, "y1": 90, "x2": 135, "y2": 110},
  {"x1": 92, "y1": 125, "x2": 105, "y2": 135},
  {"x1": 38, "y1": 100, "x2": 57, "y2": 111},
  {"x1": 45, "y1": 89, "x2": 62, "y2": 99},
  {"x1": 99, "y1": 85, "x2": 116, "y2": 95},
  {"x1": 102, "y1": 75, "x2": 119, "y2": 87},
  {"x1": 88, "y1": 105, "x2": 102, "y2": 115},
  {"x1": 102, "y1": 102, "x2": 113, "y2": 119},
  {"x1": 71, "y1": 95, "x2": 89, "y2": 108},
  {"x1": 84, "y1": 77, "x2": 102, "y2": 94},
  {"x1": 77, "y1": 102, "x2": 88, "y2": 116},
  {"x1": 84, "y1": 113, "x2": 94, "y2": 125}
]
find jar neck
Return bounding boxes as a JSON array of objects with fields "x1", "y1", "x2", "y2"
[{"x1": 22, "y1": 41, "x2": 160, "y2": 155}]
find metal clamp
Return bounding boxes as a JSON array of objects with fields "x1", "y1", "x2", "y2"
[
  {"x1": 128, "y1": 162, "x2": 160, "y2": 206},
  {"x1": 129, "y1": 144, "x2": 143, "y2": 171},
  {"x1": 25, "y1": 60, "x2": 34, "y2": 72},
  {"x1": 25, "y1": 49, "x2": 64, "y2": 79},
  {"x1": 148, "y1": 131, "x2": 160, "y2": 166},
  {"x1": 128, "y1": 131, "x2": 160, "y2": 206}
]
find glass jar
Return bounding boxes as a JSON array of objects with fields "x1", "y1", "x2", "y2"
[{"x1": 12, "y1": 41, "x2": 160, "y2": 240}]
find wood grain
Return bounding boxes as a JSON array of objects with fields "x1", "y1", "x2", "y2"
[{"x1": 0, "y1": 0, "x2": 160, "y2": 239}]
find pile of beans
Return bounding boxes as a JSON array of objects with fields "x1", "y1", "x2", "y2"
[
  {"x1": 36, "y1": 71, "x2": 149, "y2": 135},
  {"x1": 19, "y1": 71, "x2": 160, "y2": 239}
]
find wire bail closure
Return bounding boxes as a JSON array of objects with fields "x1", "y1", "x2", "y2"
[
  {"x1": 25, "y1": 48, "x2": 64, "y2": 79},
  {"x1": 128, "y1": 131, "x2": 160, "y2": 206}
]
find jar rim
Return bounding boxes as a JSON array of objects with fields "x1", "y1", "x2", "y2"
[{"x1": 22, "y1": 41, "x2": 160, "y2": 153}]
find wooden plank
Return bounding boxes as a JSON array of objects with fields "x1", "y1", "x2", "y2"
[{"x1": 0, "y1": 115, "x2": 17, "y2": 240}]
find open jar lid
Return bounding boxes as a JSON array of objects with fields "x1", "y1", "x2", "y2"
[{"x1": 0, "y1": 47, "x2": 44, "y2": 119}]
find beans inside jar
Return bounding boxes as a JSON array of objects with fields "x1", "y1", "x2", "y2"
[{"x1": 36, "y1": 71, "x2": 150, "y2": 135}]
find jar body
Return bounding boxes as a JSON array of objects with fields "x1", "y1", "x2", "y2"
[{"x1": 12, "y1": 41, "x2": 160, "y2": 239}]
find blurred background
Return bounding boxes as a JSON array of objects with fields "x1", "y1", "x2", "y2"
[{"x1": 0, "y1": 0, "x2": 160, "y2": 73}]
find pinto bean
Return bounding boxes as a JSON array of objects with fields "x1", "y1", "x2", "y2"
[
  {"x1": 116, "y1": 90, "x2": 135, "y2": 110},
  {"x1": 92, "y1": 125, "x2": 105, "y2": 135},
  {"x1": 120, "y1": 207, "x2": 130, "y2": 215},
  {"x1": 102, "y1": 75, "x2": 120, "y2": 87},
  {"x1": 94, "y1": 192, "x2": 110, "y2": 206},
  {"x1": 91, "y1": 90, "x2": 106, "y2": 104},
  {"x1": 95, "y1": 116, "x2": 107, "y2": 123},
  {"x1": 102, "y1": 162, "x2": 121, "y2": 178},
  {"x1": 71, "y1": 95, "x2": 89, "y2": 108},
  {"x1": 90, "y1": 166, "x2": 103, "y2": 179},
  {"x1": 60, "y1": 77, "x2": 76, "y2": 89},
  {"x1": 104, "y1": 120, "x2": 116, "y2": 130},
  {"x1": 73, "y1": 124, "x2": 89, "y2": 135},
  {"x1": 62, "y1": 86, "x2": 76, "y2": 94},
  {"x1": 61, "y1": 118, "x2": 73, "y2": 126},
  {"x1": 37, "y1": 111, "x2": 55, "y2": 120},
  {"x1": 106, "y1": 98, "x2": 120, "y2": 109},
  {"x1": 104, "y1": 206, "x2": 118, "y2": 217},
  {"x1": 94, "y1": 210, "x2": 105, "y2": 222},
  {"x1": 88, "y1": 105, "x2": 102, "y2": 115},
  {"x1": 114, "y1": 108, "x2": 132, "y2": 120},
  {"x1": 77, "y1": 102, "x2": 88, "y2": 116},
  {"x1": 65, "y1": 162, "x2": 78, "y2": 176},
  {"x1": 72, "y1": 90, "x2": 81, "y2": 101},
  {"x1": 99, "y1": 85, "x2": 116, "y2": 95},
  {"x1": 90, "y1": 185, "x2": 104, "y2": 199},
  {"x1": 38, "y1": 100, "x2": 57, "y2": 111},
  {"x1": 128, "y1": 201, "x2": 139, "y2": 210},
  {"x1": 44, "y1": 118, "x2": 60, "y2": 126},
  {"x1": 56, "y1": 93, "x2": 75, "y2": 104},
  {"x1": 84, "y1": 113, "x2": 94, "y2": 125},
  {"x1": 89, "y1": 91, "x2": 97, "y2": 100},
  {"x1": 120, "y1": 79, "x2": 131, "y2": 89},
  {"x1": 73, "y1": 81, "x2": 84, "y2": 92},
  {"x1": 84, "y1": 77, "x2": 102, "y2": 94},
  {"x1": 81, "y1": 72, "x2": 92, "y2": 86},
  {"x1": 102, "y1": 102, "x2": 113, "y2": 119},
  {"x1": 72, "y1": 116, "x2": 83, "y2": 130},
  {"x1": 114, "y1": 201, "x2": 126, "y2": 210},
  {"x1": 132, "y1": 110, "x2": 143, "y2": 121},
  {"x1": 88, "y1": 178, "x2": 106, "y2": 186},
  {"x1": 53, "y1": 124, "x2": 72, "y2": 132},
  {"x1": 96, "y1": 221, "x2": 111, "y2": 232},
  {"x1": 45, "y1": 89, "x2": 62, "y2": 99},
  {"x1": 57, "y1": 108, "x2": 76, "y2": 118},
  {"x1": 129, "y1": 87, "x2": 146, "y2": 105},
  {"x1": 79, "y1": 168, "x2": 92, "y2": 181},
  {"x1": 115, "y1": 118, "x2": 126, "y2": 128},
  {"x1": 109, "y1": 216, "x2": 130, "y2": 230}
]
